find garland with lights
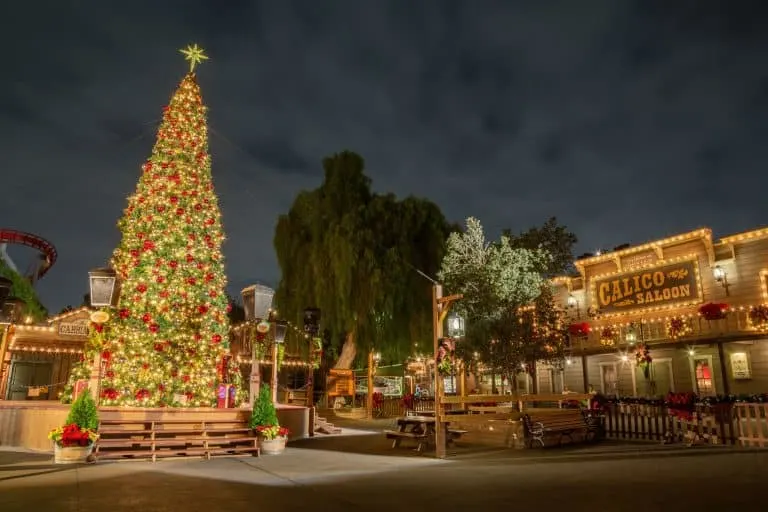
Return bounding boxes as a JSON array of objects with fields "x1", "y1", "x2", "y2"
[{"x1": 63, "y1": 48, "x2": 240, "y2": 407}]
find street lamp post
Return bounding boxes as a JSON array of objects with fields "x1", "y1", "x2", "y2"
[
  {"x1": 241, "y1": 284, "x2": 275, "y2": 406},
  {"x1": 272, "y1": 320, "x2": 287, "y2": 403},
  {"x1": 303, "y1": 307, "x2": 321, "y2": 410},
  {"x1": 86, "y1": 267, "x2": 121, "y2": 402}
]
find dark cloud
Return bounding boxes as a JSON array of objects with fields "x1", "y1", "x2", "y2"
[{"x1": 2, "y1": 0, "x2": 768, "y2": 311}]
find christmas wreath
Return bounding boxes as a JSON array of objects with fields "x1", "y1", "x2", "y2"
[
  {"x1": 599, "y1": 327, "x2": 616, "y2": 347},
  {"x1": 749, "y1": 305, "x2": 768, "y2": 331},
  {"x1": 666, "y1": 316, "x2": 692, "y2": 340}
]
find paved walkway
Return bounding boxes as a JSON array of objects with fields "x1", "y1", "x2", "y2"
[{"x1": 1, "y1": 430, "x2": 766, "y2": 511}]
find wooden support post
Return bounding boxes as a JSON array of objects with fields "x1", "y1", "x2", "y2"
[
  {"x1": 581, "y1": 354, "x2": 589, "y2": 393},
  {"x1": 367, "y1": 350, "x2": 374, "y2": 419},
  {"x1": 271, "y1": 343, "x2": 279, "y2": 404},
  {"x1": 717, "y1": 340, "x2": 730, "y2": 395},
  {"x1": 459, "y1": 361, "x2": 467, "y2": 411},
  {"x1": 0, "y1": 325, "x2": 10, "y2": 399},
  {"x1": 433, "y1": 284, "x2": 447, "y2": 459}
]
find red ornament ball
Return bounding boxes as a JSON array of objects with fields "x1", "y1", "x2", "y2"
[{"x1": 212, "y1": 334, "x2": 222, "y2": 344}]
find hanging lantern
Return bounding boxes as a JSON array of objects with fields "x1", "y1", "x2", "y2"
[
  {"x1": 89, "y1": 267, "x2": 121, "y2": 308},
  {"x1": 446, "y1": 312, "x2": 465, "y2": 338},
  {"x1": 274, "y1": 321, "x2": 288, "y2": 344},
  {"x1": 241, "y1": 284, "x2": 274, "y2": 321},
  {"x1": 303, "y1": 307, "x2": 321, "y2": 334},
  {"x1": 1, "y1": 297, "x2": 26, "y2": 324}
]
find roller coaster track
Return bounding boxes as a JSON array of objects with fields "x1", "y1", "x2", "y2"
[{"x1": 0, "y1": 229, "x2": 57, "y2": 280}]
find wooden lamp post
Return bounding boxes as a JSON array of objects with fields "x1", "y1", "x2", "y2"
[{"x1": 432, "y1": 284, "x2": 463, "y2": 459}]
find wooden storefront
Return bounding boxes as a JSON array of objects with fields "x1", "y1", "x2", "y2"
[
  {"x1": 542, "y1": 226, "x2": 768, "y2": 397},
  {"x1": 0, "y1": 308, "x2": 88, "y2": 401}
]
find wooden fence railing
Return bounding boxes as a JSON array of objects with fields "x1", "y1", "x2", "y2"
[
  {"x1": 602, "y1": 403, "x2": 742, "y2": 445},
  {"x1": 733, "y1": 403, "x2": 768, "y2": 447},
  {"x1": 356, "y1": 393, "x2": 768, "y2": 447}
]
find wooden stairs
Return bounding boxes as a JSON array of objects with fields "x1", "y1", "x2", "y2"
[
  {"x1": 314, "y1": 409, "x2": 342, "y2": 435},
  {"x1": 95, "y1": 418, "x2": 260, "y2": 462}
]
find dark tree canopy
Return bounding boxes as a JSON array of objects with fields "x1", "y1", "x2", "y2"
[
  {"x1": 274, "y1": 151, "x2": 454, "y2": 368},
  {"x1": 504, "y1": 217, "x2": 578, "y2": 276}
]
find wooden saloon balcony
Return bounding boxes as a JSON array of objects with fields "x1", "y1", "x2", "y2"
[{"x1": 577, "y1": 309, "x2": 765, "y2": 352}]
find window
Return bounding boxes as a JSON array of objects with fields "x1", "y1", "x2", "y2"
[{"x1": 694, "y1": 358, "x2": 714, "y2": 396}]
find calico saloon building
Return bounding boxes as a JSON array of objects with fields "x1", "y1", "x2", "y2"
[{"x1": 542, "y1": 226, "x2": 768, "y2": 398}]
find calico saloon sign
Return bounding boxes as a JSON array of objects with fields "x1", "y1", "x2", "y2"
[{"x1": 593, "y1": 260, "x2": 700, "y2": 313}]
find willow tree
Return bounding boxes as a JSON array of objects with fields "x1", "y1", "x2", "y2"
[{"x1": 274, "y1": 151, "x2": 453, "y2": 368}]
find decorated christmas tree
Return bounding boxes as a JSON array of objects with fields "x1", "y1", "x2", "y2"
[{"x1": 64, "y1": 45, "x2": 242, "y2": 407}]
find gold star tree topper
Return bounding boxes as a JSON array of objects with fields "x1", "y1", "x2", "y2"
[{"x1": 180, "y1": 44, "x2": 209, "y2": 72}]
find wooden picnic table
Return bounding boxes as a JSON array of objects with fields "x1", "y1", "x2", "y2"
[{"x1": 384, "y1": 415, "x2": 467, "y2": 452}]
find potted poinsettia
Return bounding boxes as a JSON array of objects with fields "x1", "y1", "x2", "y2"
[
  {"x1": 249, "y1": 385, "x2": 288, "y2": 455},
  {"x1": 48, "y1": 391, "x2": 99, "y2": 464}
]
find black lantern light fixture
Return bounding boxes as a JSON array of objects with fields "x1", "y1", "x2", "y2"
[
  {"x1": 446, "y1": 312, "x2": 465, "y2": 338},
  {"x1": 713, "y1": 265, "x2": 730, "y2": 296},
  {"x1": 2, "y1": 297, "x2": 26, "y2": 324},
  {"x1": 273, "y1": 320, "x2": 288, "y2": 344},
  {"x1": 89, "y1": 267, "x2": 121, "y2": 308},
  {"x1": 303, "y1": 307, "x2": 321, "y2": 335},
  {"x1": 241, "y1": 284, "x2": 274, "y2": 322}
]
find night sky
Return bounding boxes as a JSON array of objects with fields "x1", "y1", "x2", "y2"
[{"x1": 2, "y1": 1, "x2": 768, "y2": 313}]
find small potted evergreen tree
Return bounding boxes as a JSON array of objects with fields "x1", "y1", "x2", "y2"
[
  {"x1": 250, "y1": 385, "x2": 289, "y2": 455},
  {"x1": 48, "y1": 391, "x2": 99, "y2": 464}
]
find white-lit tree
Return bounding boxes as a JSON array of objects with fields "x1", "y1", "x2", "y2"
[{"x1": 438, "y1": 217, "x2": 565, "y2": 392}]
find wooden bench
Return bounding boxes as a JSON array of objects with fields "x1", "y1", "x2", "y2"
[
  {"x1": 384, "y1": 429, "x2": 429, "y2": 452},
  {"x1": 523, "y1": 409, "x2": 588, "y2": 448}
]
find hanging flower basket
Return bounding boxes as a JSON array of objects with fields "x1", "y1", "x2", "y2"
[
  {"x1": 568, "y1": 322, "x2": 590, "y2": 338},
  {"x1": 666, "y1": 316, "x2": 692, "y2": 340},
  {"x1": 634, "y1": 343, "x2": 653, "y2": 380},
  {"x1": 698, "y1": 302, "x2": 729, "y2": 321},
  {"x1": 749, "y1": 305, "x2": 768, "y2": 331},
  {"x1": 436, "y1": 337, "x2": 456, "y2": 376}
]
